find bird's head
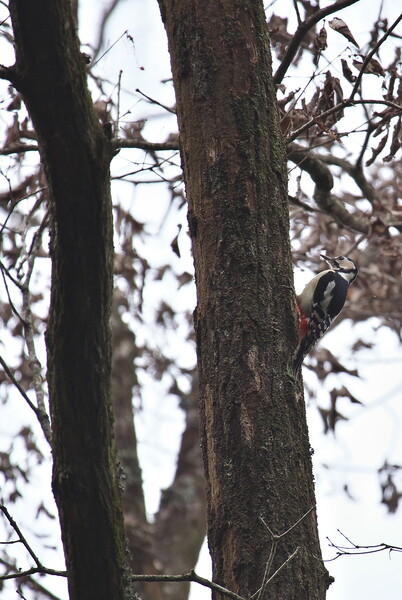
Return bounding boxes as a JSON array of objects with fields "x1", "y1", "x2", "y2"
[{"x1": 320, "y1": 254, "x2": 358, "y2": 284}]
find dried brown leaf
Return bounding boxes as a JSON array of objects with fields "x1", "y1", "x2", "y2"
[
  {"x1": 341, "y1": 59, "x2": 356, "y2": 83},
  {"x1": 383, "y1": 116, "x2": 401, "y2": 162},
  {"x1": 353, "y1": 55, "x2": 385, "y2": 77},
  {"x1": 366, "y1": 131, "x2": 389, "y2": 166},
  {"x1": 329, "y1": 17, "x2": 359, "y2": 48}
]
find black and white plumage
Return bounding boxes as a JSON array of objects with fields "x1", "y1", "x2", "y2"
[{"x1": 293, "y1": 254, "x2": 358, "y2": 373}]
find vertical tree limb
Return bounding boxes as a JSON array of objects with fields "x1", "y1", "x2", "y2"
[
  {"x1": 159, "y1": 0, "x2": 329, "y2": 598},
  {"x1": 7, "y1": 2, "x2": 129, "y2": 599}
]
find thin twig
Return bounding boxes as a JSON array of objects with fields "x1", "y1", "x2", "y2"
[
  {"x1": 355, "y1": 104, "x2": 375, "y2": 168},
  {"x1": 135, "y1": 88, "x2": 176, "y2": 114},
  {"x1": 0, "y1": 507, "x2": 66, "y2": 584},
  {"x1": 0, "y1": 566, "x2": 67, "y2": 582},
  {"x1": 292, "y1": 0, "x2": 302, "y2": 26},
  {"x1": 274, "y1": 505, "x2": 316, "y2": 540},
  {"x1": 0, "y1": 266, "x2": 25, "y2": 322},
  {"x1": 0, "y1": 505, "x2": 43, "y2": 568},
  {"x1": 325, "y1": 529, "x2": 402, "y2": 562},
  {"x1": 0, "y1": 259, "x2": 23, "y2": 290},
  {"x1": 0, "y1": 206, "x2": 53, "y2": 445},
  {"x1": 289, "y1": 195, "x2": 324, "y2": 213},
  {"x1": 342, "y1": 233, "x2": 368, "y2": 254},
  {"x1": 19, "y1": 209, "x2": 52, "y2": 446},
  {"x1": 90, "y1": 0, "x2": 123, "y2": 63},
  {"x1": 0, "y1": 253, "x2": 52, "y2": 443},
  {"x1": 115, "y1": 69, "x2": 123, "y2": 137},
  {"x1": 255, "y1": 534, "x2": 276, "y2": 600},
  {"x1": 192, "y1": 571, "x2": 246, "y2": 600},
  {"x1": 0, "y1": 558, "x2": 65, "y2": 600},
  {"x1": 0, "y1": 355, "x2": 39, "y2": 415},
  {"x1": 90, "y1": 29, "x2": 128, "y2": 70},
  {"x1": 253, "y1": 506, "x2": 315, "y2": 599},
  {"x1": 263, "y1": 547, "x2": 300, "y2": 587}
]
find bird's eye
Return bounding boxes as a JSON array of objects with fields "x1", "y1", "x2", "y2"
[{"x1": 338, "y1": 255, "x2": 345, "y2": 260}]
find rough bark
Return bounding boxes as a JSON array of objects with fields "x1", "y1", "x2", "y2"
[
  {"x1": 159, "y1": 1, "x2": 330, "y2": 599},
  {"x1": 7, "y1": 2, "x2": 129, "y2": 599}
]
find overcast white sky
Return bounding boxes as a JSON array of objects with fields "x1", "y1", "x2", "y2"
[{"x1": 1, "y1": 1, "x2": 402, "y2": 599}]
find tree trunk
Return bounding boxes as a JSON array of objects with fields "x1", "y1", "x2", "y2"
[
  {"x1": 158, "y1": 1, "x2": 330, "y2": 599},
  {"x1": 153, "y1": 370, "x2": 206, "y2": 600},
  {"x1": 7, "y1": 2, "x2": 128, "y2": 599},
  {"x1": 112, "y1": 291, "x2": 206, "y2": 600}
]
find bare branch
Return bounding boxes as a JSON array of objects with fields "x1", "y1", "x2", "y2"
[
  {"x1": 254, "y1": 506, "x2": 316, "y2": 599},
  {"x1": 0, "y1": 558, "x2": 64, "y2": 600},
  {"x1": 91, "y1": 0, "x2": 123, "y2": 63},
  {"x1": 342, "y1": 233, "x2": 367, "y2": 254},
  {"x1": 136, "y1": 88, "x2": 176, "y2": 114},
  {"x1": 263, "y1": 547, "x2": 300, "y2": 588},
  {"x1": 289, "y1": 194, "x2": 324, "y2": 213},
  {"x1": 287, "y1": 142, "x2": 370, "y2": 233},
  {"x1": 19, "y1": 209, "x2": 52, "y2": 446},
  {"x1": 0, "y1": 354, "x2": 39, "y2": 414},
  {"x1": 0, "y1": 259, "x2": 23, "y2": 291},
  {"x1": 0, "y1": 566, "x2": 66, "y2": 582},
  {"x1": 274, "y1": 0, "x2": 360, "y2": 85},
  {"x1": 89, "y1": 31, "x2": 129, "y2": 72},
  {"x1": 274, "y1": 505, "x2": 317, "y2": 540},
  {"x1": 115, "y1": 69, "x2": 123, "y2": 136},
  {"x1": 129, "y1": 571, "x2": 247, "y2": 600},
  {"x1": 0, "y1": 143, "x2": 39, "y2": 155},
  {"x1": 191, "y1": 571, "x2": 246, "y2": 600},
  {"x1": 0, "y1": 211, "x2": 52, "y2": 445},
  {"x1": 0, "y1": 508, "x2": 66, "y2": 586},
  {"x1": 355, "y1": 105, "x2": 375, "y2": 168},
  {"x1": 0, "y1": 176, "x2": 43, "y2": 207},
  {"x1": 292, "y1": 0, "x2": 302, "y2": 26},
  {"x1": 0, "y1": 505, "x2": 43, "y2": 569},
  {"x1": 113, "y1": 138, "x2": 179, "y2": 152},
  {"x1": 326, "y1": 529, "x2": 402, "y2": 561},
  {"x1": 318, "y1": 154, "x2": 376, "y2": 204}
]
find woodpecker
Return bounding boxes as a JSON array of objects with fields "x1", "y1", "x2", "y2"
[{"x1": 293, "y1": 254, "x2": 358, "y2": 373}]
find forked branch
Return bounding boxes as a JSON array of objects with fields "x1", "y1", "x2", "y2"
[
  {"x1": 0, "y1": 504, "x2": 66, "y2": 581},
  {"x1": 326, "y1": 529, "x2": 402, "y2": 561},
  {"x1": 253, "y1": 505, "x2": 317, "y2": 600}
]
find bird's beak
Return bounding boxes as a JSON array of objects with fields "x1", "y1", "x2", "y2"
[{"x1": 320, "y1": 253, "x2": 335, "y2": 266}]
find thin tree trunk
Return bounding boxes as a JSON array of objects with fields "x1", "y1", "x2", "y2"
[
  {"x1": 154, "y1": 371, "x2": 206, "y2": 600},
  {"x1": 159, "y1": 1, "x2": 330, "y2": 598},
  {"x1": 111, "y1": 291, "x2": 163, "y2": 600},
  {"x1": 7, "y1": 2, "x2": 128, "y2": 599},
  {"x1": 112, "y1": 291, "x2": 206, "y2": 600}
]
